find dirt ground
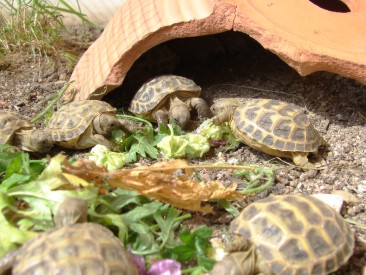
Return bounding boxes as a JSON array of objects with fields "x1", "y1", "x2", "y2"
[{"x1": 0, "y1": 31, "x2": 365, "y2": 274}]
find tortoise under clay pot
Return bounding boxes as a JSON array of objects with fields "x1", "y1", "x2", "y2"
[{"x1": 129, "y1": 75, "x2": 210, "y2": 128}]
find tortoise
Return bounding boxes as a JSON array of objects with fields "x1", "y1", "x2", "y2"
[
  {"x1": 212, "y1": 98, "x2": 325, "y2": 168},
  {"x1": 0, "y1": 197, "x2": 138, "y2": 275},
  {"x1": 129, "y1": 75, "x2": 210, "y2": 129},
  {"x1": 0, "y1": 110, "x2": 53, "y2": 152},
  {"x1": 210, "y1": 194, "x2": 355, "y2": 275},
  {"x1": 46, "y1": 100, "x2": 138, "y2": 150}
]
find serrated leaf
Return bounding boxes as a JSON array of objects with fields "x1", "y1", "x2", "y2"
[
  {"x1": 153, "y1": 206, "x2": 181, "y2": 249},
  {"x1": 122, "y1": 201, "x2": 163, "y2": 224},
  {"x1": 130, "y1": 222, "x2": 159, "y2": 254}
]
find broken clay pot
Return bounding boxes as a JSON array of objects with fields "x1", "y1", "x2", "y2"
[{"x1": 65, "y1": 0, "x2": 366, "y2": 101}]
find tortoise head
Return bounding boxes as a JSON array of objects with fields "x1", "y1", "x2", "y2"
[
  {"x1": 210, "y1": 98, "x2": 242, "y2": 115},
  {"x1": 169, "y1": 98, "x2": 190, "y2": 128},
  {"x1": 54, "y1": 198, "x2": 88, "y2": 227},
  {"x1": 30, "y1": 129, "x2": 53, "y2": 152},
  {"x1": 15, "y1": 129, "x2": 53, "y2": 152},
  {"x1": 95, "y1": 114, "x2": 121, "y2": 135}
]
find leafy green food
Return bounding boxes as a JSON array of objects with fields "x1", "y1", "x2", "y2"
[
  {"x1": 114, "y1": 115, "x2": 159, "y2": 161},
  {"x1": 157, "y1": 124, "x2": 210, "y2": 159},
  {"x1": 163, "y1": 226, "x2": 216, "y2": 274},
  {"x1": 88, "y1": 144, "x2": 128, "y2": 171},
  {"x1": 89, "y1": 189, "x2": 191, "y2": 255},
  {"x1": 0, "y1": 145, "x2": 48, "y2": 189},
  {"x1": 0, "y1": 154, "x2": 99, "y2": 256},
  {"x1": 196, "y1": 119, "x2": 240, "y2": 150},
  {"x1": 234, "y1": 165, "x2": 274, "y2": 194}
]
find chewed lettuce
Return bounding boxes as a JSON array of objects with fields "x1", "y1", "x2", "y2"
[
  {"x1": 88, "y1": 145, "x2": 127, "y2": 171},
  {"x1": 157, "y1": 125, "x2": 210, "y2": 159}
]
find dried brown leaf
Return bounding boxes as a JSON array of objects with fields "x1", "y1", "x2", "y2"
[{"x1": 63, "y1": 159, "x2": 246, "y2": 213}]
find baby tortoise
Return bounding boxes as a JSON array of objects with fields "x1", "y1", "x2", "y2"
[
  {"x1": 0, "y1": 197, "x2": 138, "y2": 275},
  {"x1": 212, "y1": 98, "x2": 325, "y2": 168},
  {"x1": 46, "y1": 100, "x2": 138, "y2": 150},
  {"x1": 211, "y1": 194, "x2": 354, "y2": 275},
  {"x1": 0, "y1": 110, "x2": 52, "y2": 152},
  {"x1": 129, "y1": 75, "x2": 210, "y2": 129}
]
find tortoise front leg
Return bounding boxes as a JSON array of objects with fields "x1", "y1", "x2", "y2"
[
  {"x1": 212, "y1": 110, "x2": 233, "y2": 125},
  {"x1": 153, "y1": 109, "x2": 169, "y2": 126},
  {"x1": 292, "y1": 152, "x2": 315, "y2": 169},
  {"x1": 187, "y1": 97, "x2": 211, "y2": 119},
  {"x1": 90, "y1": 134, "x2": 120, "y2": 151},
  {"x1": 77, "y1": 125, "x2": 120, "y2": 151}
]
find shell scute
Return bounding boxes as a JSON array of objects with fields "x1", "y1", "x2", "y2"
[
  {"x1": 257, "y1": 112, "x2": 273, "y2": 132},
  {"x1": 279, "y1": 238, "x2": 310, "y2": 262}
]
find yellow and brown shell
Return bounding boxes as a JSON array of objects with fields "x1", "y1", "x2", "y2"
[
  {"x1": 0, "y1": 110, "x2": 34, "y2": 144},
  {"x1": 47, "y1": 100, "x2": 116, "y2": 142},
  {"x1": 230, "y1": 194, "x2": 354, "y2": 274},
  {"x1": 13, "y1": 222, "x2": 137, "y2": 274},
  {"x1": 231, "y1": 99, "x2": 324, "y2": 158}
]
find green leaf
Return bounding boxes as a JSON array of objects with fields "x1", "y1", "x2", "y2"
[
  {"x1": 0, "y1": 192, "x2": 36, "y2": 257},
  {"x1": 123, "y1": 128, "x2": 159, "y2": 160},
  {"x1": 123, "y1": 201, "x2": 163, "y2": 225},
  {"x1": 87, "y1": 145, "x2": 128, "y2": 171},
  {"x1": 197, "y1": 120, "x2": 240, "y2": 150},
  {"x1": 215, "y1": 199, "x2": 240, "y2": 216},
  {"x1": 197, "y1": 255, "x2": 216, "y2": 271},
  {"x1": 0, "y1": 149, "x2": 47, "y2": 188},
  {"x1": 157, "y1": 134, "x2": 189, "y2": 159},
  {"x1": 153, "y1": 206, "x2": 182, "y2": 249},
  {"x1": 129, "y1": 222, "x2": 159, "y2": 254},
  {"x1": 6, "y1": 155, "x2": 99, "y2": 230},
  {"x1": 163, "y1": 225, "x2": 214, "y2": 270}
]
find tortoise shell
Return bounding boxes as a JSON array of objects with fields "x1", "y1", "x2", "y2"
[
  {"x1": 128, "y1": 75, "x2": 201, "y2": 120},
  {"x1": 231, "y1": 99, "x2": 323, "y2": 157},
  {"x1": 47, "y1": 100, "x2": 116, "y2": 142},
  {"x1": 12, "y1": 222, "x2": 137, "y2": 274},
  {"x1": 230, "y1": 194, "x2": 354, "y2": 275},
  {"x1": 0, "y1": 110, "x2": 34, "y2": 144}
]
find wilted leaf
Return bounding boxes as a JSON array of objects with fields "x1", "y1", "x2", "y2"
[{"x1": 63, "y1": 159, "x2": 247, "y2": 213}]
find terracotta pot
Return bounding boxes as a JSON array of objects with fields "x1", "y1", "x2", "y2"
[{"x1": 65, "y1": 0, "x2": 366, "y2": 101}]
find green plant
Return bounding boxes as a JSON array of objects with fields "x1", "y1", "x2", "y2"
[{"x1": 0, "y1": 0, "x2": 93, "y2": 64}]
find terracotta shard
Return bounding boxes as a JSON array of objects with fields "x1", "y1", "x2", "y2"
[{"x1": 65, "y1": 0, "x2": 366, "y2": 101}]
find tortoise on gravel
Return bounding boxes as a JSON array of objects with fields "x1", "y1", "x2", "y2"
[
  {"x1": 210, "y1": 194, "x2": 355, "y2": 275},
  {"x1": 0, "y1": 197, "x2": 138, "y2": 275},
  {"x1": 46, "y1": 100, "x2": 138, "y2": 150},
  {"x1": 129, "y1": 75, "x2": 210, "y2": 129},
  {"x1": 212, "y1": 98, "x2": 325, "y2": 168},
  {"x1": 0, "y1": 110, "x2": 53, "y2": 152}
]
